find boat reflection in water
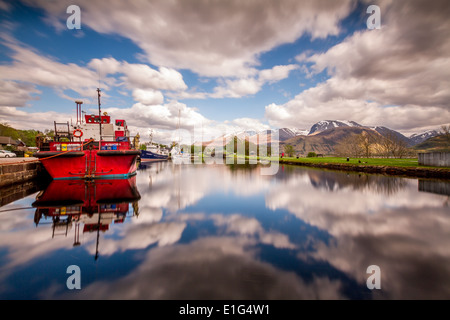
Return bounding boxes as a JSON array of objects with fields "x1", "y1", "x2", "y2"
[{"x1": 32, "y1": 177, "x2": 141, "y2": 259}]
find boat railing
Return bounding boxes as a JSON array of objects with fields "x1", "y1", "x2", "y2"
[
  {"x1": 50, "y1": 141, "x2": 83, "y2": 151},
  {"x1": 99, "y1": 141, "x2": 131, "y2": 151},
  {"x1": 98, "y1": 134, "x2": 117, "y2": 142},
  {"x1": 48, "y1": 140, "x2": 131, "y2": 151}
]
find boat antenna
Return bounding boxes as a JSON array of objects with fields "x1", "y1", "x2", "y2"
[
  {"x1": 97, "y1": 88, "x2": 102, "y2": 140},
  {"x1": 178, "y1": 109, "x2": 181, "y2": 148}
]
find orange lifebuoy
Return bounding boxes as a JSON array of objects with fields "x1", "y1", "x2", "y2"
[{"x1": 73, "y1": 129, "x2": 83, "y2": 138}]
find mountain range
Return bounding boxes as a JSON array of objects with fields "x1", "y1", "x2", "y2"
[
  {"x1": 409, "y1": 130, "x2": 440, "y2": 145},
  {"x1": 195, "y1": 120, "x2": 443, "y2": 155}
]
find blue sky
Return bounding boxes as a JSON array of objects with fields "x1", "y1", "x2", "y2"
[{"x1": 0, "y1": 0, "x2": 449, "y2": 143}]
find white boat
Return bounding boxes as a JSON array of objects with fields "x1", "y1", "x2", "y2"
[
  {"x1": 171, "y1": 110, "x2": 191, "y2": 164},
  {"x1": 170, "y1": 146, "x2": 191, "y2": 164}
]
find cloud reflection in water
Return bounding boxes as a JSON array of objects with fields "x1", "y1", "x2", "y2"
[{"x1": 0, "y1": 161, "x2": 448, "y2": 299}]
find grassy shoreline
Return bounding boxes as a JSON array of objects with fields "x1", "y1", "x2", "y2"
[
  {"x1": 279, "y1": 156, "x2": 421, "y2": 167},
  {"x1": 277, "y1": 156, "x2": 450, "y2": 179},
  {"x1": 180, "y1": 154, "x2": 450, "y2": 178}
]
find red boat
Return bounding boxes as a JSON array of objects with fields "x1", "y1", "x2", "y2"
[{"x1": 35, "y1": 88, "x2": 140, "y2": 180}]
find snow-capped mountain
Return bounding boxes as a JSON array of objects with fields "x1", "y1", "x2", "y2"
[
  {"x1": 409, "y1": 130, "x2": 440, "y2": 145},
  {"x1": 279, "y1": 128, "x2": 309, "y2": 136},
  {"x1": 308, "y1": 120, "x2": 362, "y2": 135},
  {"x1": 194, "y1": 121, "x2": 442, "y2": 149},
  {"x1": 369, "y1": 126, "x2": 411, "y2": 146},
  {"x1": 276, "y1": 128, "x2": 309, "y2": 140},
  {"x1": 234, "y1": 130, "x2": 257, "y2": 139},
  {"x1": 278, "y1": 128, "x2": 296, "y2": 141},
  {"x1": 289, "y1": 128, "x2": 310, "y2": 136},
  {"x1": 248, "y1": 128, "x2": 310, "y2": 142},
  {"x1": 204, "y1": 128, "x2": 309, "y2": 145}
]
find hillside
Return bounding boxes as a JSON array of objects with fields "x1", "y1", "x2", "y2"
[
  {"x1": 278, "y1": 121, "x2": 446, "y2": 156},
  {"x1": 0, "y1": 123, "x2": 40, "y2": 147},
  {"x1": 371, "y1": 126, "x2": 412, "y2": 147},
  {"x1": 282, "y1": 127, "x2": 381, "y2": 156},
  {"x1": 193, "y1": 119, "x2": 446, "y2": 156},
  {"x1": 413, "y1": 135, "x2": 450, "y2": 152},
  {"x1": 409, "y1": 130, "x2": 440, "y2": 145}
]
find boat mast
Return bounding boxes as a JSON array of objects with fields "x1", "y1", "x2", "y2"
[
  {"x1": 178, "y1": 109, "x2": 181, "y2": 151},
  {"x1": 97, "y1": 88, "x2": 102, "y2": 141}
]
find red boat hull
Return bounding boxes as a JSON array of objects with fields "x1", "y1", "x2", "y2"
[{"x1": 36, "y1": 149, "x2": 139, "y2": 180}]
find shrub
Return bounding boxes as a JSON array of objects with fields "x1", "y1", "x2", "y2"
[
  {"x1": 283, "y1": 144, "x2": 295, "y2": 157},
  {"x1": 307, "y1": 152, "x2": 317, "y2": 158}
]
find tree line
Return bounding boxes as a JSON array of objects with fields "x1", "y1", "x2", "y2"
[
  {"x1": 336, "y1": 125, "x2": 449, "y2": 158},
  {"x1": 334, "y1": 131, "x2": 412, "y2": 158},
  {"x1": 0, "y1": 123, "x2": 41, "y2": 148}
]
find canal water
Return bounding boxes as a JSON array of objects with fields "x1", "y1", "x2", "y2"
[{"x1": 0, "y1": 161, "x2": 449, "y2": 299}]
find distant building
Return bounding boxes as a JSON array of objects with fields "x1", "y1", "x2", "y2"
[
  {"x1": 16, "y1": 139, "x2": 26, "y2": 149},
  {"x1": 0, "y1": 136, "x2": 26, "y2": 150},
  {"x1": 418, "y1": 152, "x2": 450, "y2": 167},
  {"x1": 0, "y1": 136, "x2": 18, "y2": 149}
]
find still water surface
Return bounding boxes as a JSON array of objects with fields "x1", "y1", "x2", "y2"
[{"x1": 0, "y1": 162, "x2": 449, "y2": 299}]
